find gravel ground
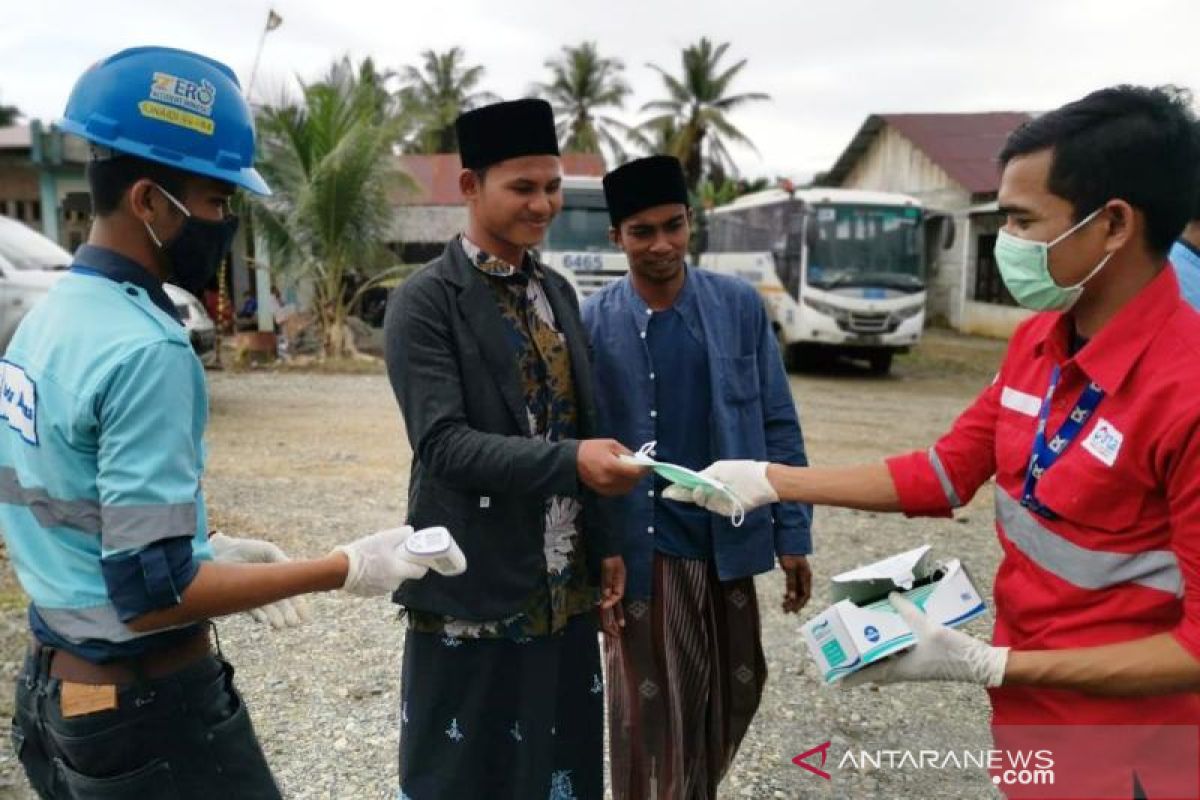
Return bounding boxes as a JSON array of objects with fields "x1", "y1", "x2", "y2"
[{"x1": 0, "y1": 331, "x2": 1010, "y2": 800}]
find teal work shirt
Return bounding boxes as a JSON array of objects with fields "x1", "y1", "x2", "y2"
[{"x1": 0, "y1": 245, "x2": 212, "y2": 662}]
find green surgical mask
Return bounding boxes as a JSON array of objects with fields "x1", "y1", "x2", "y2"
[
  {"x1": 624, "y1": 441, "x2": 746, "y2": 526},
  {"x1": 993, "y1": 207, "x2": 1112, "y2": 311}
]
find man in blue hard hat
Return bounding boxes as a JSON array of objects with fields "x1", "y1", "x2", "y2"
[{"x1": 6, "y1": 46, "x2": 438, "y2": 799}]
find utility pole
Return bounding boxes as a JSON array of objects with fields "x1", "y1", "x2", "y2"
[
  {"x1": 246, "y1": 9, "x2": 283, "y2": 104},
  {"x1": 245, "y1": 9, "x2": 283, "y2": 347}
]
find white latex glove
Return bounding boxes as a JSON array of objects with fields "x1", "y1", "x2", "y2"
[
  {"x1": 334, "y1": 526, "x2": 429, "y2": 597},
  {"x1": 209, "y1": 532, "x2": 312, "y2": 629},
  {"x1": 661, "y1": 460, "x2": 779, "y2": 517},
  {"x1": 841, "y1": 593, "x2": 1009, "y2": 688}
]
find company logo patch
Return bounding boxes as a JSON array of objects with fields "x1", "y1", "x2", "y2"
[
  {"x1": 138, "y1": 102, "x2": 214, "y2": 135},
  {"x1": 150, "y1": 72, "x2": 216, "y2": 116},
  {"x1": 0, "y1": 361, "x2": 38, "y2": 445},
  {"x1": 1081, "y1": 418, "x2": 1123, "y2": 467},
  {"x1": 140, "y1": 72, "x2": 217, "y2": 136}
]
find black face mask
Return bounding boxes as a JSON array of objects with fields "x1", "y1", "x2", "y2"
[{"x1": 145, "y1": 184, "x2": 239, "y2": 296}]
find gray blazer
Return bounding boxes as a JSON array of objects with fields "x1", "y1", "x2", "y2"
[{"x1": 383, "y1": 237, "x2": 613, "y2": 620}]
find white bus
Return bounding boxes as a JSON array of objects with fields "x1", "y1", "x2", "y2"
[
  {"x1": 700, "y1": 187, "x2": 929, "y2": 375},
  {"x1": 538, "y1": 176, "x2": 627, "y2": 299}
]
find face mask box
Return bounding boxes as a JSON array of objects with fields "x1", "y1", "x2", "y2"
[{"x1": 800, "y1": 545, "x2": 987, "y2": 684}]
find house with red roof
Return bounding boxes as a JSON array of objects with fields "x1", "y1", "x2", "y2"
[{"x1": 822, "y1": 112, "x2": 1034, "y2": 336}]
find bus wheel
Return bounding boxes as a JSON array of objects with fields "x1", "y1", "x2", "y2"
[
  {"x1": 784, "y1": 344, "x2": 804, "y2": 372},
  {"x1": 775, "y1": 330, "x2": 799, "y2": 372},
  {"x1": 868, "y1": 351, "x2": 894, "y2": 375}
]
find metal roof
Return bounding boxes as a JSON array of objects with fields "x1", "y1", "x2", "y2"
[
  {"x1": 710, "y1": 186, "x2": 923, "y2": 214},
  {"x1": 822, "y1": 112, "x2": 1033, "y2": 194}
]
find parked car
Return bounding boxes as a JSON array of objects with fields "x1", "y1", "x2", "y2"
[
  {"x1": 0, "y1": 215, "x2": 217, "y2": 364},
  {"x1": 164, "y1": 283, "x2": 217, "y2": 366},
  {"x1": 0, "y1": 215, "x2": 71, "y2": 352}
]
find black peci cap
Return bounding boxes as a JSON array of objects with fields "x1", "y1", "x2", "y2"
[
  {"x1": 456, "y1": 99, "x2": 560, "y2": 170},
  {"x1": 602, "y1": 155, "x2": 689, "y2": 226}
]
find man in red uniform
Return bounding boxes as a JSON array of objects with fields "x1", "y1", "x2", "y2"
[{"x1": 668, "y1": 86, "x2": 1200, "y2": 797}]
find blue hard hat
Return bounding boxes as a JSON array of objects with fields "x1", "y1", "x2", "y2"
[{"x1": 58, "y1": 46, "x2": 270, "y2": 195}]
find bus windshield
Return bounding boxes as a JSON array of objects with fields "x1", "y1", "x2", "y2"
[
  {"x1": 543, "y1": 190, "x2": 618, "y2": 253},
  {"x1": 806, "y1": 204, "x2": 923, "y2": 292}
]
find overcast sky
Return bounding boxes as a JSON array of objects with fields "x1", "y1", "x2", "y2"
[{"x1": 3, "y1": 0, "x2": 1197, "y2": 180}]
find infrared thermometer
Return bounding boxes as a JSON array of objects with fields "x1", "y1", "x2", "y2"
[{"x1": 402, "y1": 526, "x2": 467, "y2": 576}]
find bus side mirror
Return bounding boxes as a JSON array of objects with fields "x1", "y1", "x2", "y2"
[
  {"x1": 940, "y1": 217, "x2": 956, "y2": 251},
  {"x1": 804, "y1": 220, "x2": 818, "y2": 251},
  {"x1": 922, "y1": 213, "x2": 956, "y2": 251}
]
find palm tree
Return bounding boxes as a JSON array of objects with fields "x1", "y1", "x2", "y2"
[
  {"x1": 396, "y1": 48, "x2": 500, "y2": 154},
  {"x1": 355, "y1": 56, "x2": 400, "y2": 123},
  {"x1": 639, "y1": 38, "x2": 770, "y2": 192},
  {"x1": 250, "y1": 60, "x2": 412, "y2": 358},
  {"x1": 698, "y1": 175, "x2": 771, "y2": 209},
  {"x1": 534, "y1": 42, "x2": 632, "y2": 164}
]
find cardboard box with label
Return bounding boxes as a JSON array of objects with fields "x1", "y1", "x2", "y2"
[{"x1": 800, "y1": 545, "x2": 987, "y2": 684}]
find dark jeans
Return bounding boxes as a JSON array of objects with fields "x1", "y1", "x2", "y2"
[{"x1": 10, "y1": 650, "x2": 281, "y2": 799}]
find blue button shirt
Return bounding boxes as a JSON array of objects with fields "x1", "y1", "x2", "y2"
[
  {"x1": 1170, "y1": 239, "x2": 1200, "y2": 310},
  {"x1": 646, "y1": 304, "x2": 714, "y2": 559},
  {"x1": 583, "y1": 267, "x2": 812, "y2": 599},
  {"x1": 0, "y1": 246, "x2": 210, "y2": 662}
]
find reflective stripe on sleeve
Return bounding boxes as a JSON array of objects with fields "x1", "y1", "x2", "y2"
[
  {"x1": 0, "y1": 466, "x2": 100, "y2": 534},
  {"x1": 994, "y1": 487, "x2": 1182, "y2": 596},
  {"x1": 928, "y1": 448, "x2": 963, "y2": 509},
  {"x1": 101, "y1": 502, "x2": 197, "y2": 551}
]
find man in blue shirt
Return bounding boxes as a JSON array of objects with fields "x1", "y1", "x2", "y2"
[
  {"x1": 7, "y1": 47, "x2": 434, "y2": 800},
  {"x1": 1169, "y1": 196, "x2": 1200, "y2": 308},
  {"x1": 237, "y1": 288, "x2": 259, "y2": 328},
  {"x1": 581, "y1": 156, "x2": 813, "y2": 800}
]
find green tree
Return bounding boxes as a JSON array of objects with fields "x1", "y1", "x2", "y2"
[
  {"x1": 354, "y1": 56, "x2": 400, "y2": 123},
  {"x1": 639, "y1": 38, "x2": 770, "y2": 192},
  {"x1": 0, "y1": 96, "x2": 20, "y2": 126},
  {"x1": 534, "y1": 42, "x2": 632, "y2": 164},
  {"x1": 250, "y1": 58, "x2": 412, "y2": 358},
  {"x1": 397, "y1": 48, "x2": 499, "y2": 153}
]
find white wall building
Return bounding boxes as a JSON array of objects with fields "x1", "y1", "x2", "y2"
[{"x1": 821, "y1": 112, "x2": 1034, "y2": 337}]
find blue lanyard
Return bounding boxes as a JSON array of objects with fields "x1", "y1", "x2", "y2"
[{"x1": 1020, "y1": 365, "x2": 1105, "y2": 519}]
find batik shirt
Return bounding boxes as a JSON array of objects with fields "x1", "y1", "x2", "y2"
[{"x1": 407, "y1": 236, "x2": 597, "y2": 640}]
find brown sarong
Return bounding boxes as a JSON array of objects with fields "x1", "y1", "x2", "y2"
[{"x1": 605, "y1": 553, "x2": 768, "y2": 800}]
